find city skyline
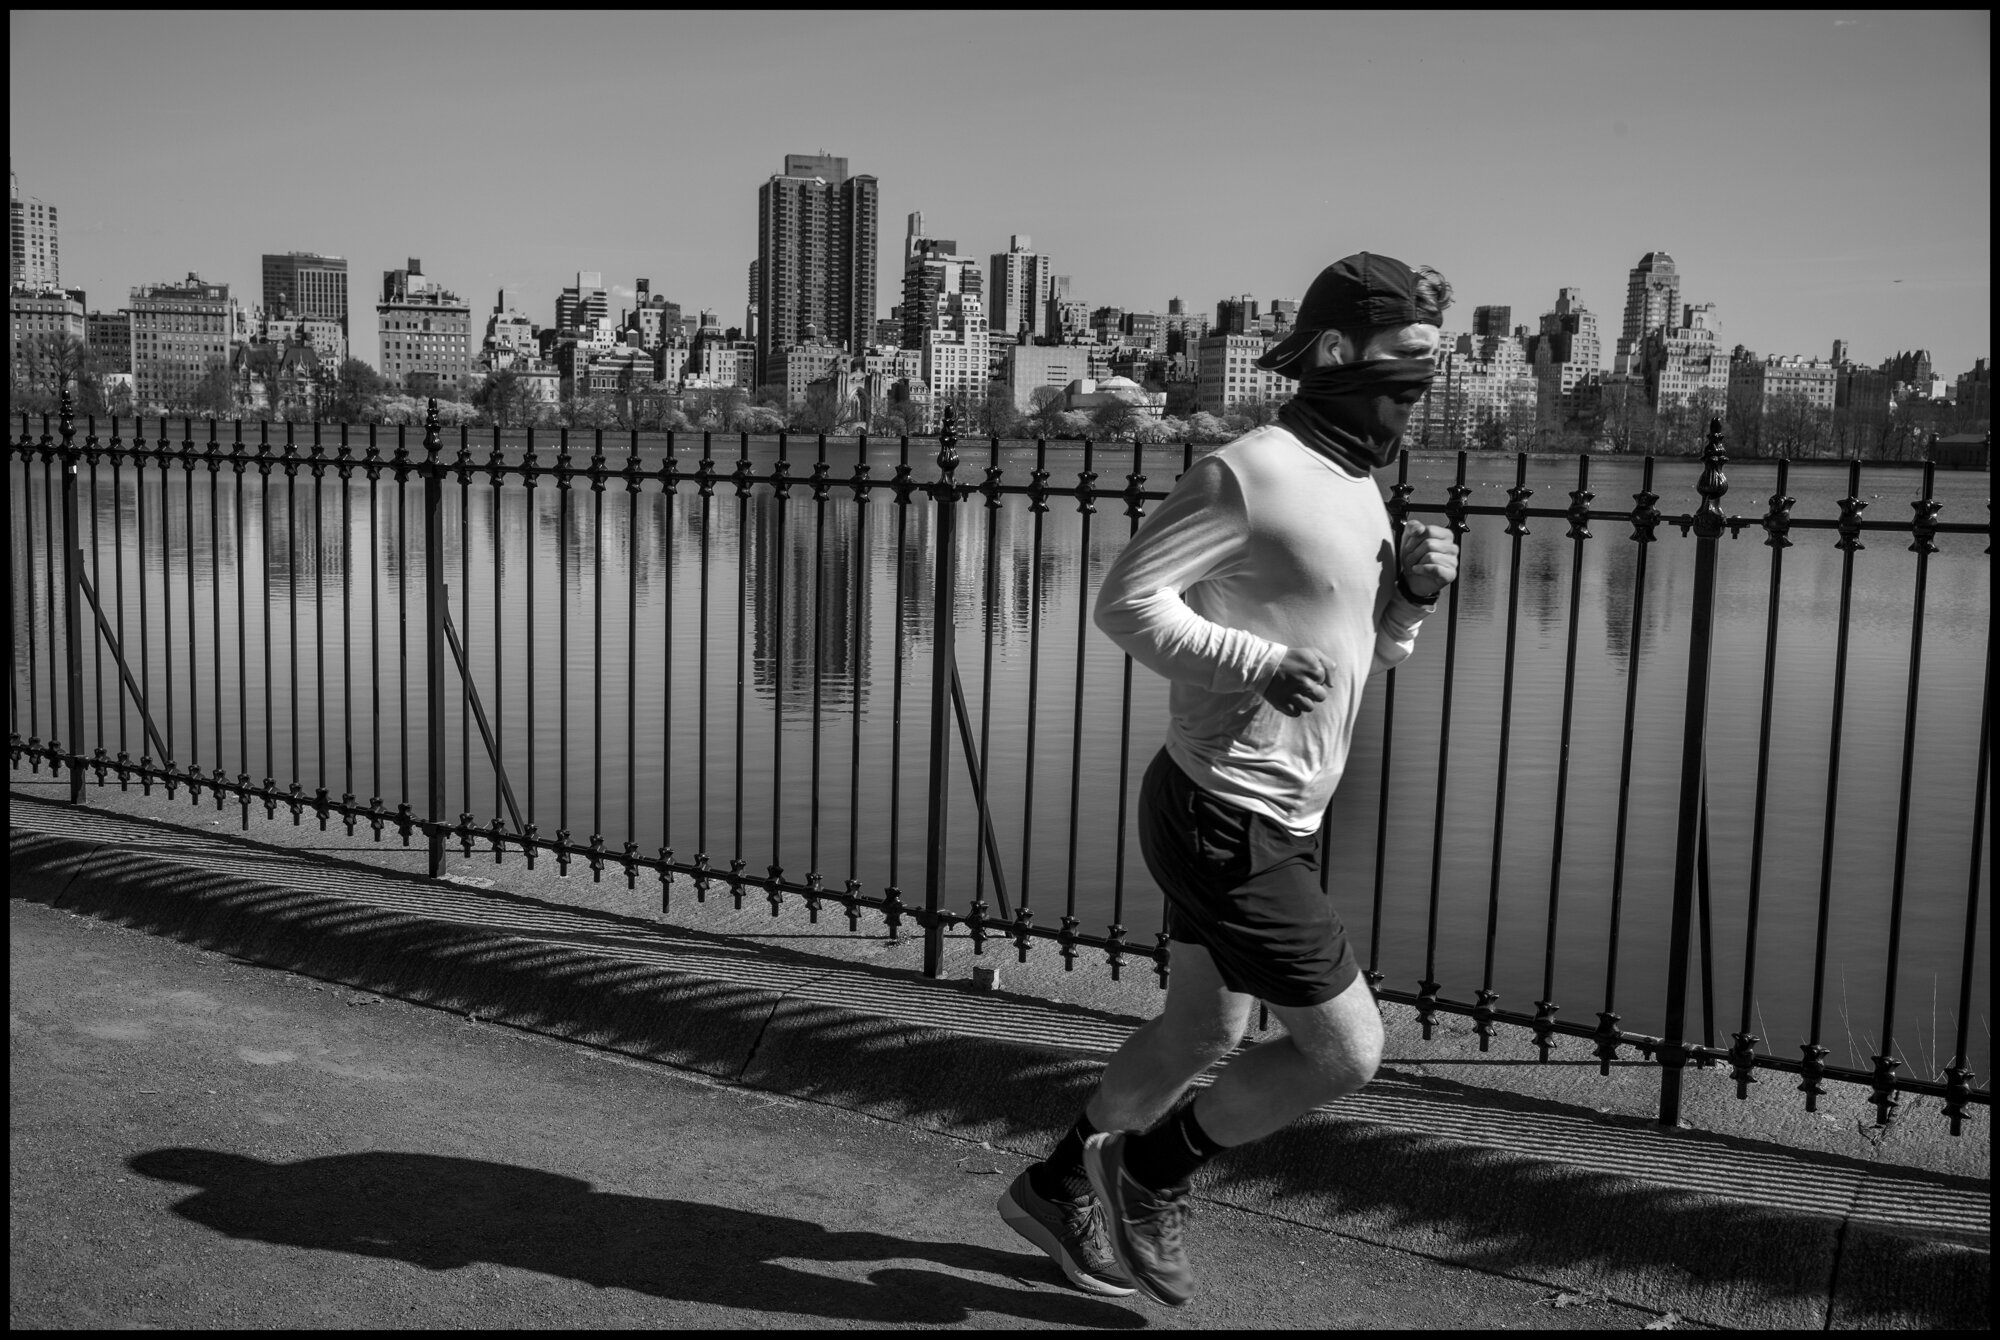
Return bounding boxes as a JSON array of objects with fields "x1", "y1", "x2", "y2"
[{"x1": 8, "y1": 11, "x2": 1990, "y2": 379}]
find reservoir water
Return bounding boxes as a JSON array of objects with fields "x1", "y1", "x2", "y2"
[{"x1": 11, "y1": 434, "x2": 1989, "y2": 1085}]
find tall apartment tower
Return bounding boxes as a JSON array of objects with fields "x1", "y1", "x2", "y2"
[
  {"x1": 1472, "y1": 305, "x2": 1512, "y2": 338},
  {"x1": 10, "y1": 165, "x2": 59, "y2": 290},
  {"x1": 755, "y1": 153, "x2": 879, "y2": 381},
  {"x1": 901, "y1": 213, "x2": 978, "y2": 351},
  {"x1": 261, "y1": 251, "x2": 349, "y2": 339},
  {"x1": 556, "y1": 271, "x2": 609, "y2": 332},
  {"x1": 1044, "y1": 275, "x2": 1087, "y2": 343},
  {"x1": 988, "y1": 235, "x2": 1053, "y2": 341},
  {"x1": 1612, "y1": 251, "x2": 1680, "y2": 376},
  {"x1": 1527, "y1": 287, "x2": 1602, "y2": 426},
  {"x1": 919, "y1": 288, "x2": 988, "y2": 431}
]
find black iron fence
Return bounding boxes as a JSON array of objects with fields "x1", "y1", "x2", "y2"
[{"x1": 8, "y1": 392, "x2": 1990, "y2": 1133}]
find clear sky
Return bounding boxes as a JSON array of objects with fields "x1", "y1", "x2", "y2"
[{"x1": 10, "y1": 10, "x2": 1990, "y2": 378}]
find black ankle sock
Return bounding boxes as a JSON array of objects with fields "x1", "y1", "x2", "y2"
[
  {"x1": 1031, "y1": 1111, "x2": 1098, "y2": 1201},
  {"x1": 1123, "y1": 1101, "x2": 1227, "y2": 1192}
]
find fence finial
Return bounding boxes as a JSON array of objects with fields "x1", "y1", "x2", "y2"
[
  {"x1": 422, "y1": 396, "x2": 441, "y2": 460},
  {"x1": 936, "y1": 404, "x2": 959, "y2": 477},
  {"x1": 1692, "y1": 416, "x2": 1728, "y2": 540}
]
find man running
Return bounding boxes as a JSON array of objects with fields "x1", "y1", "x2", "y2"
[{"x1": 997, "y1": 252, "x2": 1459, "y2": 1305}]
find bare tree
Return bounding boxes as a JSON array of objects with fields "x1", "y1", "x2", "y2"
[
  {"x1": 1089, "y1": 398, "x2": 1143, "y2": 442},
  {"x1": 1026, "y1": 384, "x2": 1068, "y2": 439},
  {"x1": 185, "y1": 358, "x2": 239, "y2": 419},
  {"x1": 473, "y1": 367, "x2": 544, "y2": 429},
  {"x1": 243, "y1": 343, "x2": 291, "y2": 421},
  {"x1": 868, "y1": 399, "x2": 925, "y2": 439},
  {"x1": 325, "y1": 358, "x2": 387, "y2": 424},
  {"x1": 1761, "y1": 390, "x2": 1831, "y2": 459}
]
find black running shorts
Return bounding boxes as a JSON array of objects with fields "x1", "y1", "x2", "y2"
[{"x1": 1137, "y1": 748, "x2": 1361, "y2": 1009}]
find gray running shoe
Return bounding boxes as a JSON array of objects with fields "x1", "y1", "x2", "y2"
[
  {"x1": 1082, "y1": 1131, "x2": 1194, "y2": 1306},
  {"x1": 997, "y1": 1167, "x2": 1134, "y2": 1297}
]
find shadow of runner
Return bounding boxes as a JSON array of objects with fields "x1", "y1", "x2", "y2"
[
  {"x1": 128, "y1": 1148, "x2": 1142, "y2": 1328},
  {"x1": 19, "y1": 814, "x2": 1985, "y2": 1327}
]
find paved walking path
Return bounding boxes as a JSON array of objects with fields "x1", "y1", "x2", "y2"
[
  {"x1": 11, "y1": 896, "x2": 1667, "y2": 1330},
  {"x1": 8, "y1": 775, "x2": 1990, "y2": 1328}
]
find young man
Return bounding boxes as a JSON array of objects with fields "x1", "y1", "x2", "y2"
[{"x1": 996, "y1": 252, "x2": 1460, "y2": 1306}]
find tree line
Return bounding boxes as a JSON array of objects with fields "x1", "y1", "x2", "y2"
[{"x1": 12, "y1": 337, "x2": 1982, "y2": 458}]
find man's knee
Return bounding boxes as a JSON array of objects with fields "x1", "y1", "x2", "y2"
[{"x1": 1276, "y1": 979, "x2": 1383, "y2": 1098}]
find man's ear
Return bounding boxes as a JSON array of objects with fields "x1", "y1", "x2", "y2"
[{"x1": 1316, "y1": 329, "x2": 1349, "y2": 367}]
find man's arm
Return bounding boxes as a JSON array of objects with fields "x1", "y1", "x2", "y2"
[
  {"x1": 1372, "y1": 520, "x2": 1457, "y2": 673},
  {"x1": 1092, "y1": 457, "x2": 1286, "y2": 695}
]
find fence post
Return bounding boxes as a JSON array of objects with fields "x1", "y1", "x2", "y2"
[
  {"x1": 1659, "y1": 416, "x2": 1728, "y2": 1126},
  {"x1": 923, "y1": 408, "x2": 962, "y2": 978},
  {"x1": 58, "y1": 382, "x2": 85, "y2": 803},
  {"x1": 422, "y1": 398, "x2": 447, "y2": 879}
]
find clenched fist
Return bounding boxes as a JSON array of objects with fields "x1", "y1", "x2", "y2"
[
  {"x1": 1399, "y1": 520, "x2": 1460, "y2": 599},
  {"x1": 1260, "y1": 645, "x2": 1336, "y2": 718}
]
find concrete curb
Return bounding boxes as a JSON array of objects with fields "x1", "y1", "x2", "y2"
[{"x1": 9, "y1": 808, "x2": 1989, "y2": 1331}]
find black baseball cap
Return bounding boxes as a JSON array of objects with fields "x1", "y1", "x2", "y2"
[{"x1": 1257, "y1": 252, "x2": 1446, "y2": 377}]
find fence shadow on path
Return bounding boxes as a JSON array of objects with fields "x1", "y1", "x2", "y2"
[
  {"x1": 13, "y1": 806, "x2": 1988, "y2": 1328},
  {"x1": 127, "y1": 1148, "x2": 1140, "y2": 1328}
]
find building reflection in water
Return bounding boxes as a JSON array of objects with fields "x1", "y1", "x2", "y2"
[{"x1": 12, "y1": 447, "x2": 1988, "y2": 1084}]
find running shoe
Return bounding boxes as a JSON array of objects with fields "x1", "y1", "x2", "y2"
[
  {"x1": 1082, "y1": 1131, "x2": 1195, "y2": 1306},
  {"x1": 997, "y1": 1166, "x2": 1134, "y2": 1297}
]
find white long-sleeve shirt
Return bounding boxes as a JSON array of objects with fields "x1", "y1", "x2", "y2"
[{"x1": 1093, "y1": 424, "x2": 1433, "y2": 836}]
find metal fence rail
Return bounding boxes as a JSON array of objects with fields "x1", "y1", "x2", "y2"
[{"x1": 8, "y1": 391, "x2": 1991, "y2": 1132}]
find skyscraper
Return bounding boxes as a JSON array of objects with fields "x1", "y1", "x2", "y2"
[
  {"x1": 918, "y1": 288, "x2": 988, "y2": 431},
  {"x1": 755, "y1": 153, "x2": 878, "y2": 381},
  {"x1": 556, "y1": 271, "x2": 608, "y2": 333},
  {"x1": 1612, "y1": 251, "x2": 1680, "y2": 376},
  {"x1": 989, "y1": 235, "x2": 1053, "y2": 341},
  {"x1": 10, "y1": 165, "x2": 59, "y2": 290},
  {"x1": 901, "y1": 213, "x2": 978, "y2": 351},
  {"x1": 261, "y1": 251, "x2": 349, "y2": 339},
  {"x1": 1528, "y1": 287, "x2": 1601, "y2": 427}
]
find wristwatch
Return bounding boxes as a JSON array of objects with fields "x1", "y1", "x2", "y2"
[{"x1": 1396, "y1": 572, "x2": 1439, "y2": 608}]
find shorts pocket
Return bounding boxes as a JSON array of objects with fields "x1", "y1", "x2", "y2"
[{"x1": 1186, "y1": 786, "x2": 1252, "y2": 876}]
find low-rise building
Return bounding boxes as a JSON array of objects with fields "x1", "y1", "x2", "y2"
[
  {"x1": 1007, "y1": 342, "x2": 1109, "y2": 413},
  {"x1": 231, "y1": 330, "x2": 325, "y2": 417},
  {"x1": 1194, "y1": 332, "x2": 1287, "y2": 414},
  {"x1": 128, "y1": 274, "x2": 237, "y2": 409},
  {"x1": 86, "y1": 308, "x2": 131, "y2": 374},
  {"x1": 482, "y1": 290, "x2": 540, "y2": 370},
  {"x1": 1065, "y1": 375, "x2": 1166, "y2": 420},
  {"x1": 1954, "y1": 358, "x2": 1989, "y2": 422},
  {"x1": 9, "y1": 285, "x2": 86, "y2": 394},
  {"x1": 1415, "y1": 335, "x2": 1538, "y2": 445},
  {"x1": 253, "y1": 308, "x2": 346, "y2": 367},
  {"x1": 1728, "y1": 351, "x2": 1838, "y2": 414},
  {"x1": 681, "y1": 335, "x2": 759, "y2": 393},
  {"x1": 768, "y1": 331, "x2": 847, "y2": 409},
  {"x1": 1121, "y1": 311, "x2": 1164, "y2": 354},
  {"x1": 624, "y1": 278, "x2": 680, "y2": 350},
  {"x1": 377, "y1": 259, "x2": 472, "y2": 397},
  {"x1": 582, "y1": 330, "x2": 669, "y2": 396},
  {"x1": 1642, "y1": 303, "x2": 1728, "y2": 410}
]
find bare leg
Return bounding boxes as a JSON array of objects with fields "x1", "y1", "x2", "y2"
[
  {"x1": 1189, "y1": 973, "x2": 1383, "y2": 1148},
  {"x1": 1085, "y1": 940, "x2": 1253, "y2": 1134}
]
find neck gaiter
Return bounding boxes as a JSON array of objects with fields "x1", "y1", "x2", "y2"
[{"x1": 1278, "y1": 358, "x2": 1437, "y2": 475}]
